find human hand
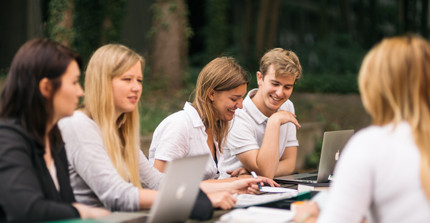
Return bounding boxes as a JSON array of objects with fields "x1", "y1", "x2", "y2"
[
  {"x1": 258, "y1": 176, "x2": 280, "y2": 187},
  {"x1": 72, "y1": 203, "x2": 110, "y2": 219},
  {"x1": 269, "y1": 110, "x2": 301, "y2": 129},
  {"x1": 228, "y1": 177, "x2": 279, "y2": 194},
  {"x1": 292, "y1": 201, "x2": 319, "y2": 223},
  {"x1": 206, "y1": 191, "x2": 237, "y2": 210},
  {"x1": 227, "y1": 167, "x2": 249, "y2": 177}
]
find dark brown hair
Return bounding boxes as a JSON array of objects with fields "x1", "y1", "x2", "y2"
[{"x1": 0, "y1": 39, "x2": 81, "y2": 146}]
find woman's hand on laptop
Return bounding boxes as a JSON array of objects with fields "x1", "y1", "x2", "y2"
[{"x1": 72, "y1": 203, "x2": 110, "y2": 219}]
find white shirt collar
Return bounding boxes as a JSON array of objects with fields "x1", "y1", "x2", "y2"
[
  {"x1": 183, "y1": 102, "x2": 205, "y2": 129},
  {"x1": 243, "y1": 89, "x2": 268, "y2": 125}
]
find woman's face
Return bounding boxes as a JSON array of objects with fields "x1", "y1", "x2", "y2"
[
  {"x1": 112, "y1": 61, "x2": 143, "y2": 117},
  {"x1": 210, "y1": 84, "x2": 247, "y2": 121},
  {"x1": 52, "y1": 60, "x2": 84, "y2": 121}
]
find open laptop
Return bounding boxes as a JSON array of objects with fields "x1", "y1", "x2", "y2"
[
  {"x1": 275, "y1": 130, "x2": 354, "y2": 184},
  {"x1": 97, "y1": 154, "x2": 209, "y2": 223}
]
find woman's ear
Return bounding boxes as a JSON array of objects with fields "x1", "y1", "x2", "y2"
[
  {"x1": 39, "y1": 77, "x2": 53, "y2": 99},
  {"x1": 208, "y1": 89, "x2": 215, "y2": 102}
]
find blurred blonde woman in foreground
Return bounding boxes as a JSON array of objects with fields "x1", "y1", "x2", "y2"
[{"x1": 294, "y1": 35, "x2": 430, "y2": 223}]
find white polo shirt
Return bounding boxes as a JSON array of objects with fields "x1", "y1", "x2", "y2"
[
  {"x1": 148, "y1": 102, "x2": 220, "y2": 180},
  {"x1": 218, "y1": 89, "x2": 299, "y2": 179}
]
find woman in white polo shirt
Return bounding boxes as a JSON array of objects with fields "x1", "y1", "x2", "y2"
[{"x1": 149, "y1": 57, "x2": 249, "y2": 180}]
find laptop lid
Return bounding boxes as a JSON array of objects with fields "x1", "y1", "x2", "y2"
[
  {"x1": 147, "y1": 154, "x2": 209, "y2": 223},
  {"x1": 275, "y1": 130, "x2": 354, "y2": 184},
  {"x1": 98, "y1": 154, "x2": 209, "y2": 223}
]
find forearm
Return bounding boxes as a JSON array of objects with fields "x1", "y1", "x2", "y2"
[
  {"x1": 254, "y1": 119, "x2": 282, "y2": 178},
  {"x1": 200, "y1": 181, "x2": 236, "y2": 193},
  {"x1": 138, "y1": 188, "x2": 158, "y2": 209},
  {"x1": 275, "y1": 158, "x2": 296, "y2": 177},
  {"x1": 275, "y1": 147, "x2": 297, "y2": 177}
]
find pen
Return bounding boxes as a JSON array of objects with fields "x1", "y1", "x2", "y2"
[{"x1": 250, "y1": 171, "x2": 262, "y2": 189}]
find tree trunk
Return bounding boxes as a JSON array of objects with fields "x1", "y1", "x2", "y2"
[
  {"x1": 47, "y1": 0, "x2": 74, "y2": 47},
  {"x1": 398, "y1": 0, "x2": 406, "y2": 33},
  {"x1": 339, "y1": 0, "x2": 349, "y2": 33},
  {"x1": 319, "y1": 0, "x2": 328, "y2": 38},
  {"x1": 150, "y1": 0, "x2": 188, "y2": 93},
  {"x1": 266, "y1": 0, "x2": 280, "y2": 50},
  {"x1": 255, "y1": 0, "x2": 269, "y2": 57},
  {"x1": 422, "y1": 0, "x2": 429, "y2": 37},
  {"x1": 241, "y1": 0, "x2": 253, "y2": 65}
]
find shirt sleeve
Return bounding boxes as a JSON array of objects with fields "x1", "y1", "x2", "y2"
[
  {"x1": 226, "y1": 114, "x2": 260, "y2": 155},
  {"x1": 0, "y1": 127, "x2": 79, "y2": 222},
  {"x1": 151, "y1": 114, "x2": 191, "y2": 161},
  {"x1": 138, "y1": 151, "x2": 164, "y2": 190},
  {"x1": 317, "y1": 134, "x2": 373, "y2": 223},
  {"x1": 283, "y1": 100, "x2": 299, "y2": 148},
  {"x1": 59, "y1": 116, "x2": 140, "y2": 212}
]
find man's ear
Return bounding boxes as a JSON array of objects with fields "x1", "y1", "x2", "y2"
[
  {"x1": 208, "y1": 89, "x2": 215, "y2": 102},
  {"x1": 256, "y1": 71, "x2": 264, "y2": 86},
  {"x1": 39, "y1": 77, "x2": 53, "y2": 98}
]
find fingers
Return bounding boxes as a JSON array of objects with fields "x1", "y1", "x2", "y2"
[
  {"x1": 229, "y1": 169, "x2": 240, "y2": 177},
  {"x1": 258, "y1": 177, "x2": 280, "y2": 187},
  {"x1": 209, "y1": 192, "x2": 237, "y2": 210},
  {"x1": 228, "y1": 167, "x2": 249, "y2": 177},
  {"x1": 247, "y1": 184, "x2": 261, "y2": 194}
]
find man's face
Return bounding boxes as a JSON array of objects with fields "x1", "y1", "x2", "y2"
[{"x1": 256, "y1": 65, "x2": 296, "y2": 115}]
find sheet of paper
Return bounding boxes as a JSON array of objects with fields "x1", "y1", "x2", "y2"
[
  {"x1": 260, "y1": 186, "x2": 298, "y2": 194},
  {"x1": 218, "y1": 206, "x2": 294, "y2": 223},
  {"x1": 234, "y1": 190, "x2": 298, "y2": 208}
]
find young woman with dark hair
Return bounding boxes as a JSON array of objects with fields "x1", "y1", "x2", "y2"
[{"x1": 0, "y1": 39, "x2": 109, "y2": 222}]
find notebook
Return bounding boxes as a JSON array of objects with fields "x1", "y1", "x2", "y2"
[
  {"x1": 275, "y1": 130, "x2": 354, "y2": 184},
  {"x1": 97, "y1": 154, "x2": 209, "y2": 223}
]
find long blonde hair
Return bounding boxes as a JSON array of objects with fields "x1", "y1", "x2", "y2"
[
  {"x1": 359, "y1": 35, "x2": 430, "y2": 200},
  {"x1": 84, "y1": 44, "x2": 144, "y2": 188},
  {"x1": 193, "y1": 57, "x2": 248, "y2": 151}
]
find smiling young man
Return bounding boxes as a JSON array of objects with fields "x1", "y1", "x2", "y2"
[{"x1": 218, "y1": 48, "x2": 302, "y2": 179}]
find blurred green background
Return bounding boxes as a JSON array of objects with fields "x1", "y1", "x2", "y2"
[{"x1": 0, "y1": 0, "x2": 427, "y2": 170}]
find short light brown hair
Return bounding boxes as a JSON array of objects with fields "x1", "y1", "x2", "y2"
[{"x1": 259, "y1": 48, "x2": 302, "y2": 80}]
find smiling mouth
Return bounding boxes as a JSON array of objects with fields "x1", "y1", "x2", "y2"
[{"x1": 270, "y1": 95, "x2": 283, "y2": 102}]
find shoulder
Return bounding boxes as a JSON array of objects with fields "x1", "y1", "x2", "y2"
[
  {"x1": 280, "y1": 99, "x2": 295, "y2": 112},
  {"x1": 58, "y1": 111, "x2": 99, "y2": 134},
  {"x1": 0, "y1": 119, "x2": 33, "y2": 147},
  {"x1": 156, "y1": 110, "x2": 192, "y2": 131}
]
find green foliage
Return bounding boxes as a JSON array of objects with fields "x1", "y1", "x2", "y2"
[
  {"x1": 204, "y1": 0, "x2": 231, "y2": 60},
  {"x1": 305, "y1": 135, "x2": 323, "y2": 169},
  {"x1": 295, "y1": 72, "x2": 358, "y2": 93},
  {"x1": 73, "y1": 0, "x2": 103, "y2": 63},
  {"x1": 46, "y1": 0, "x2": 75, "y2": 44}
]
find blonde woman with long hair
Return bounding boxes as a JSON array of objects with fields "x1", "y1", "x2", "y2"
[
  {"x1": 293, "y1": 35, "x2": 430, "y2": 223},
  {"x1": 59, "y1": 44, "x2": 266, "y2": 217}
]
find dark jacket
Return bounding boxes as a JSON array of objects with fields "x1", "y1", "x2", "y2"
[{"x1": 0, "y1": 119, "x2": 79, "y2": 222}]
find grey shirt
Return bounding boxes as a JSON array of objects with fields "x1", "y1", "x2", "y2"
[{"x1": 58, "y1": 111, "x2": 163, "y2": 211}]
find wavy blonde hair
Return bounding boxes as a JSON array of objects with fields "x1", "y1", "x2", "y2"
[
  {"x1": 193, "y1": 57, "x2": 248, "y2": 151},
  {"x1": 84, "y1": 44, "x2": 144, "y2": 188},
  {"x1": 359, "y1": 35, "x2": 430, "y2": 200}
]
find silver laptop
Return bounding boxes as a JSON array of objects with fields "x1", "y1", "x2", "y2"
[
  {"x1": 275, "y1": 130, "x2": 354, "y2": 184},
  {"x1": 97, "y1": 154, "x2": 209, "y2": 223}
]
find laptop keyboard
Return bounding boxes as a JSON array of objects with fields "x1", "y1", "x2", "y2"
[{"x1": 297, "y1": 175, "x2": 317, "y2": 181}]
